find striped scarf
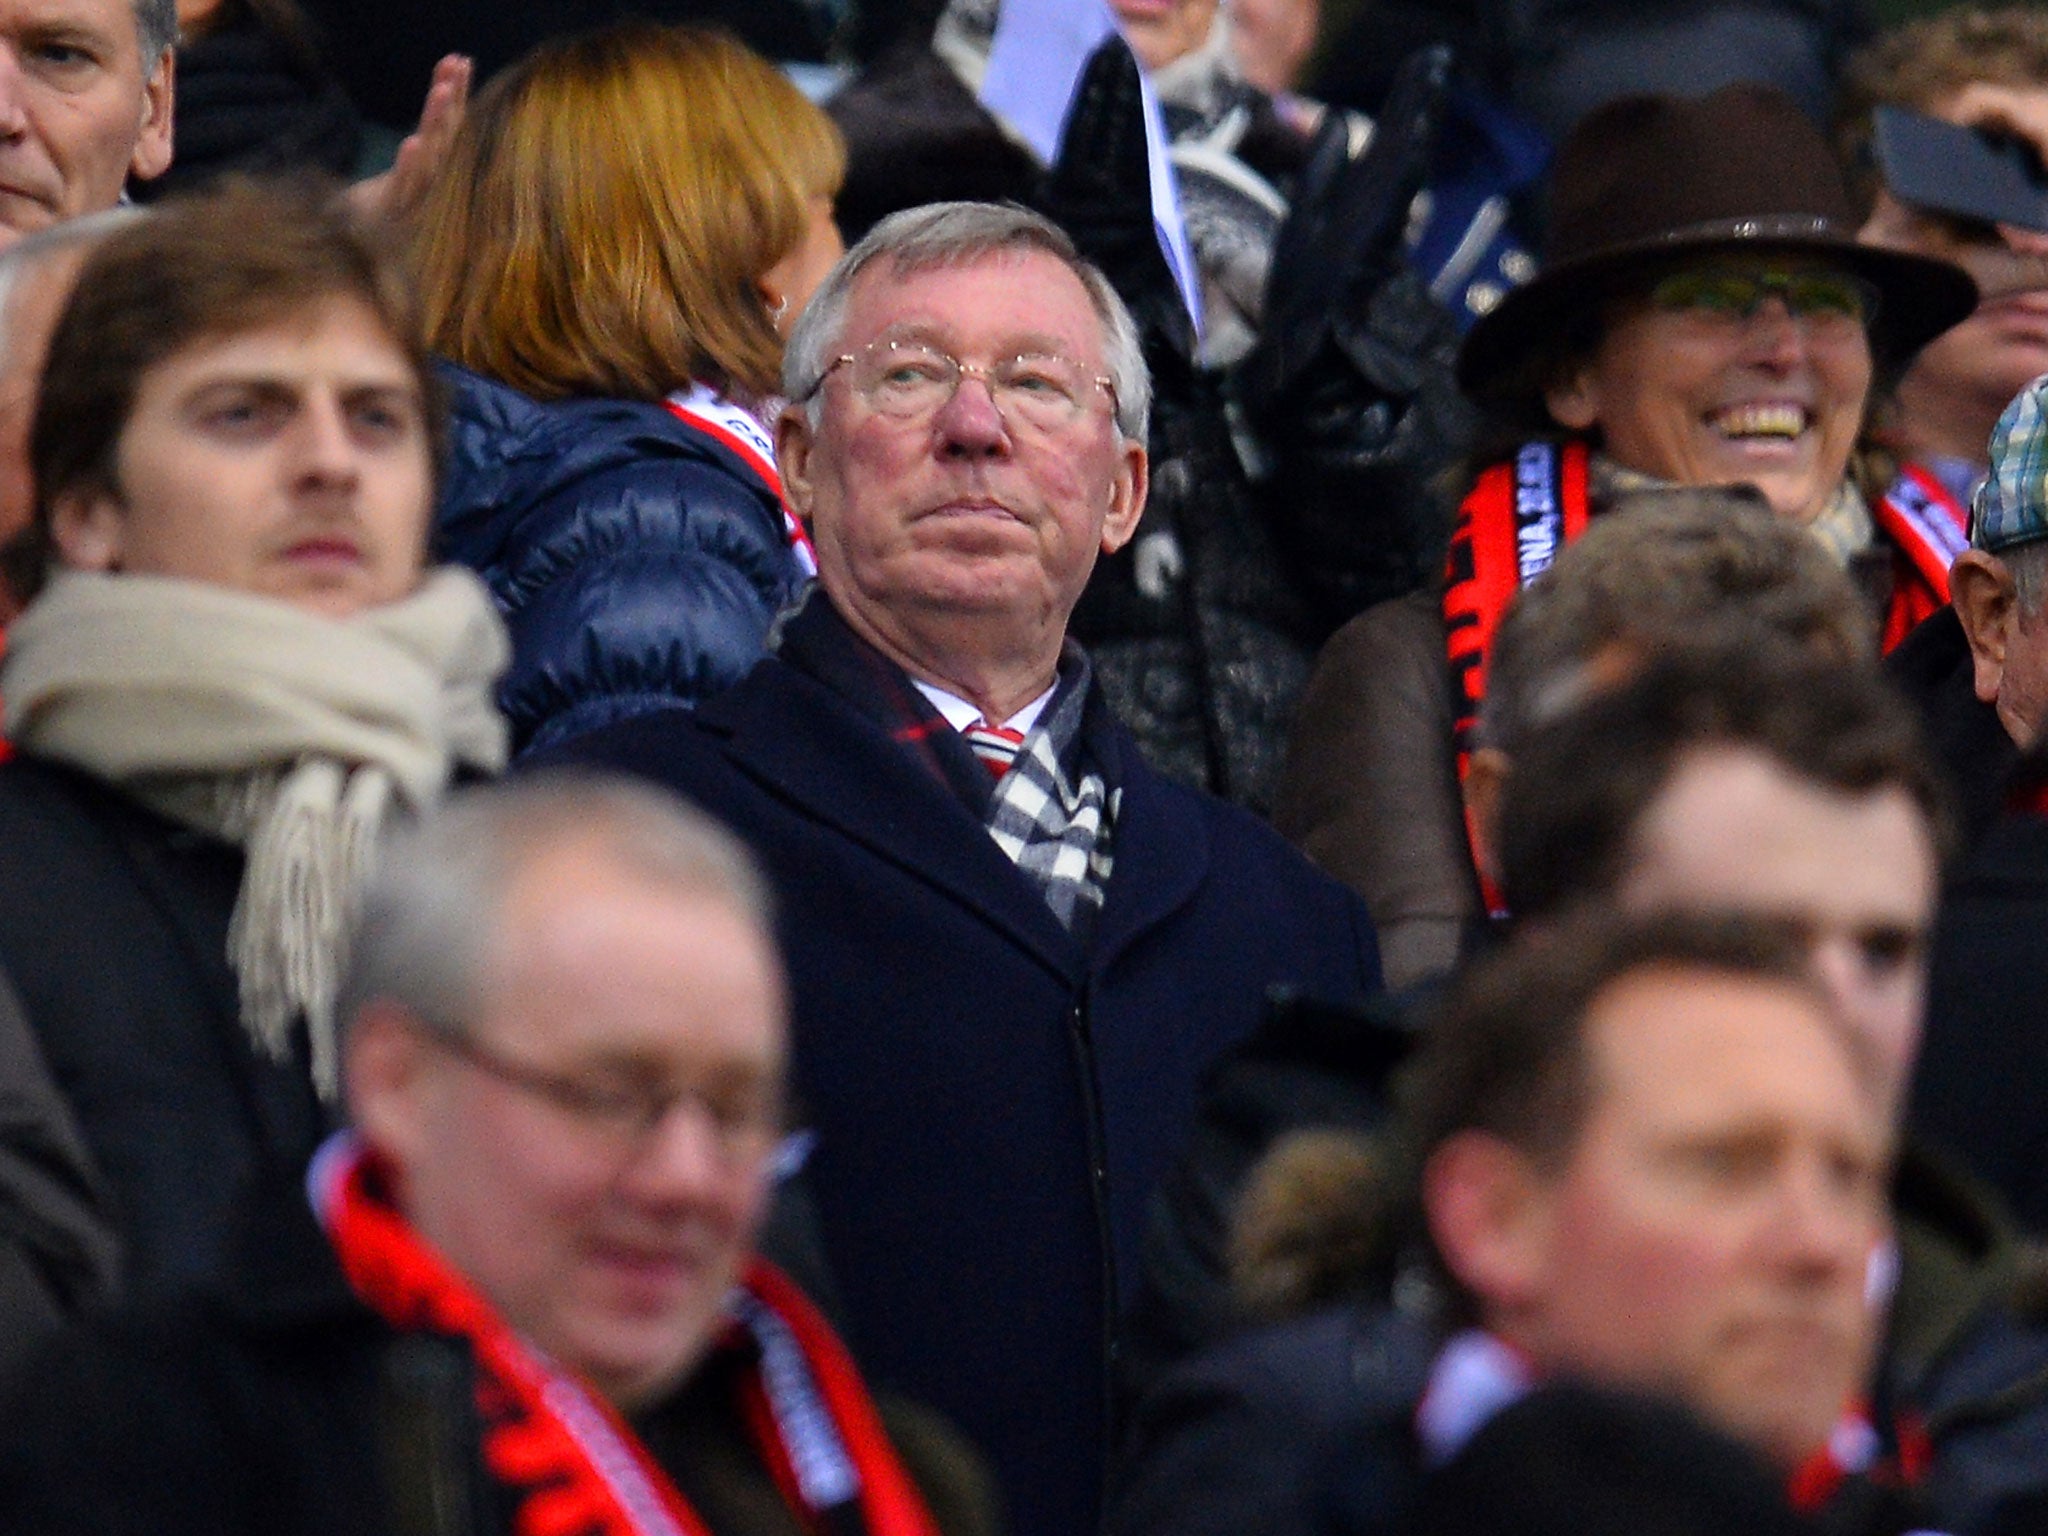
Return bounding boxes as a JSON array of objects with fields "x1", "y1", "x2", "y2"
[
  {"x1": 984, "y1": 650, "x2": 1118, "y2": 935},
  {"x1": 773, "y1": 592, "x2": 1118, "y2": 934}
]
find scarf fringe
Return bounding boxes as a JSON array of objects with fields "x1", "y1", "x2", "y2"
[
  {"x1": 220, "y1": 763, "x2": 395, "y2": 1099},
  {"x1": 5, "y1": 570, "x2": 510, "y2": 1100}
]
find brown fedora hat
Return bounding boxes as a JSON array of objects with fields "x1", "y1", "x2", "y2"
[{"x1": 1456, "y1": 83, "x2": 1977, "y2": 410}]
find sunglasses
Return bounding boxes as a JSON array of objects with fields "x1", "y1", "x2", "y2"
[{"x1": 1647, "y1": 267, "x2": 1881, "y2": 325}]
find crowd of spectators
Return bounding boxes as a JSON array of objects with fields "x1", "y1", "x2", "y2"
[{"x1": 4, "y1": 2, "x2": 2048, "y2": 1534}]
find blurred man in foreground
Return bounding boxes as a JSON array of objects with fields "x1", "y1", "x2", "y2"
[{"x1": 0, "y1": 775, "x2": 991, "y2": 1535}]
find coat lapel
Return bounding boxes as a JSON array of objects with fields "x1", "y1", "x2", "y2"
[
  {"x1": 1089, "y1": 743, "x2": 1212, "y2": 971},
  {"x1": 698, "y1": 668, "x2": 1084, "y2": 980}
]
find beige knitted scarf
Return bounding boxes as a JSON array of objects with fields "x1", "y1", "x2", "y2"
[{"x1": 3, "y1": 569, "x2": 511, "y2": 1099}]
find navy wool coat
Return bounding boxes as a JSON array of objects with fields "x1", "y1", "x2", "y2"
[{"x1": 535, "y1": 612, "x2": 1382, "y2": 1536}]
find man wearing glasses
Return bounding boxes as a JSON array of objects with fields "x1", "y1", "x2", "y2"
[
  {"x1": 0, "y1": 774, "x2": 995, "y2": 1535},
  {"x1": 542, "y1": 201, "x2": 1382, "y2": 1536}
]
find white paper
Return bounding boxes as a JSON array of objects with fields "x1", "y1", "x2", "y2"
[{"x1": 979, "y1": 0, "x2": 1205, "y2": 340}]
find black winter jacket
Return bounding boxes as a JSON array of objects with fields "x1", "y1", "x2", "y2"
[
  {"x1": 434, "y1": 364, "x2": 806, "y2": 755},
  {"x1": 0, "y1": 963, "x2": 118, "y2": 1387},
  {"x1": 0, "y1": 1183, "x2": 1000, "y2": 1536},
  {"x1": 0, "y1": 756, "x2": 329, "y2": 1299}
]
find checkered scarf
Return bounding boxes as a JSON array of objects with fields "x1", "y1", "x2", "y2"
[
  {"x1": 773, "y1": 592, "x2": 1118, "y2": 937},
  {"x1": 986, "y1": 657, "x2": 1118, "y2": 935}
]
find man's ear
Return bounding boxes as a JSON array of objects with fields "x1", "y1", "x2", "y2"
[
  {"x1": 341, "y1": 1001, "x2": 433, "y2": 1165},
  {"x1": 1951, "y1": 550, "x2": 2016, "y2": 707},
  {"x1": 48, "y1": 485, "x2": 126, "y2": 573},
  {"x1": 774, "y1": 403, "x2": 816, "y2": 522},
  {"x1": 130, "y1": 49, "x2": 175, "y2": 184},
  {"x1": 1462, "y1": 747, "x2": 1512, "y2": 891},
  {"x1": 1422, "y1": 1130, "x2": 1555, "y2": 1316},
  {"x1": 1099, "y1": 438, "x2": 1148, "y2": 555}
]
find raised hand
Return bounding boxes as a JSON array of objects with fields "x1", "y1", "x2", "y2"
[
  {"x1": 348, "y1": 55, "x2": 473, "y2": 231},
  {"x1": 1234, "y1": 45, "x2": 1479, "y2": 632}
]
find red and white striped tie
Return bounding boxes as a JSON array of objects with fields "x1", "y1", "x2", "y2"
[{"x1": 963, "y1": 720, "x2": 1026, "y2": 779}]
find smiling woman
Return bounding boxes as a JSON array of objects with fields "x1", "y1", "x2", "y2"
[
  {"x1": 1269, "y1": 83, "x2": 1978, "y2": 991},
  {"x1": 414, "y1": 21, "x2": 846, "y2": 755},
  {"x1": 0, "y1": 178, "x2": 510, "y2": 1297},
  {"x1": 1539, "y1": 256, "x2": 1878, "y2": 531}
]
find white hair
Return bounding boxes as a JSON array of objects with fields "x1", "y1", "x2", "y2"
[
  {"x1": 2007, "y1": 538, "x2": 2048, "y2": 617},
  {"x1": 134, "y1": 0, "x2": 177, "y2": 67},
  {"x1": 783, "y1": 200, "x2": 1151, "y2": 443}
]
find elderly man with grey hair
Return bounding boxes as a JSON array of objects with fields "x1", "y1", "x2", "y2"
[
  {"x1": 0, "y1": 0, "x2": 177, "y2": 601},
  {"x1": 1892, "y1": 374, "x2": 2048, "y2": 850},
  {"x1": 0, "y1": 0, "x2": 173, "y2": 592},
  {"x1": 0, "y1": 0, "x2": 174, "y2": 248},
  {"x1": 541, "y1": 200, "x2": 1382, "y2": 1536},
  {"x1": 1951, "y1": 376, "x2": 2048, "y2": 746},
  {"x1": 0, "y1": 772, "x2": 996, "y2": 1535}
]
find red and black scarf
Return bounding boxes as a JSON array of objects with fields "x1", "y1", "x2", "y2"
[
  {"x1": 312, "y1": 1136, "x2": 941, "y2": 1536},
  {"x1": 1442, "y1": 441, "x2": 1593, "y2": 788},
  {"x1": 1441, "y1": 441, "x2": 1592, "y2": 917},
  {"x1": 1441, "y1": 444, "x2": 1968, "y2": 912}
]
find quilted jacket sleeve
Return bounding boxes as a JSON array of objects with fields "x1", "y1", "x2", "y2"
[{"x1": 435, "y1": 371, "x2": 807, "y2": 757}]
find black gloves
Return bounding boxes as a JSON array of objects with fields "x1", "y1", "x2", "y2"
[
  {"x1": 1040, "y1": 33, "x2": 1197, "y2": 371},
  {"x1": 1237, "y1": 46, "x2": 1480, "y2": 636}
]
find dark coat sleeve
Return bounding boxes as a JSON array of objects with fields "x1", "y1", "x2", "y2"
[
  {"x1": 0, "y1": 1304, "x2": 257, "y2": 1535},
  {"x1": 1912, "y1": 815, "x2": 2048, "y2": 1233},
  {"x1": 1111, "y1": 1308, "x2": 1429, "y2": 1536},
  {"x1": 0, "y1": 759, "x2": 327, "y2": 1298},
  {"x1": 1119, "y1": 992, "x2": 1414, "y2": 1407},
  {"x1": 0, "y1": 964, "x2": 119, "y2": 1387},
  {"x1": 1270, "y1": 589, "x2": 1480, "y2": 991},
  {"x1": 0, "y1": 1292, "x2": 392, "y2": 1536}
]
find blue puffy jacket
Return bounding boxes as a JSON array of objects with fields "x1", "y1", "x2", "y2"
[{"x1": 434, "y1": 362, "x2": 807, "y2": 755}]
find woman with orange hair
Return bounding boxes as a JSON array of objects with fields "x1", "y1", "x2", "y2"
[{"x1": 417, "y1": 22, "x2": 845, "y2": 753}]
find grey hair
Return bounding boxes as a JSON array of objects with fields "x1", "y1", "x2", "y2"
[
  {"x1": 2006, "y1": 538, "x2": 2048, "y2": 617},
  {"x1": 0, "y1": 206, "x2": 147, "y2": 359},
  {"x1": 134, "y1": 0, "x2": 177, "y2": 68},
  {"x1": 337, "y1": 771, "x2": 776, "y2": 1045},
  {"x1": 783, "y1": 200, "x2": 1151, "y2": 443}
]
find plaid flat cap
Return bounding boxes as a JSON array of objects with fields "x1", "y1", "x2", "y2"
[{"x1": 1974, "y1": 374, "x2": 2048, "y2": 554}]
